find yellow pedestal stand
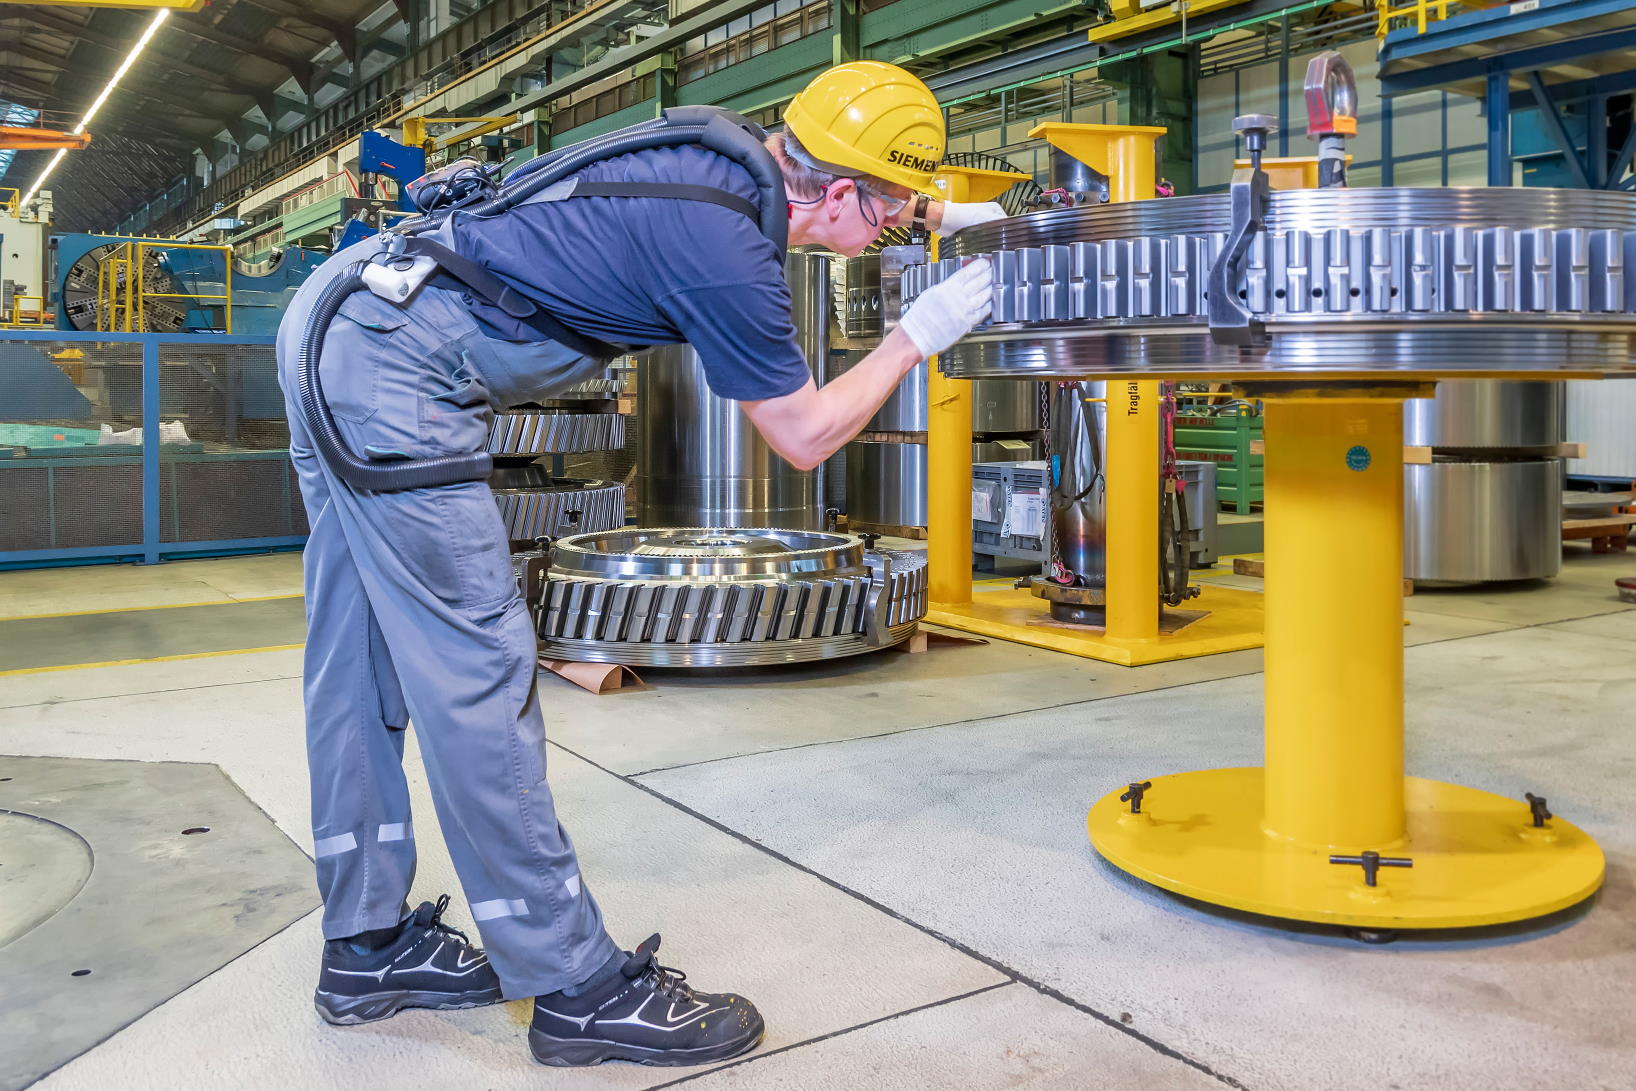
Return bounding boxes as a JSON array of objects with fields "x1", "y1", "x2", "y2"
[{"x1": 1088, "y1": 386, "x2": 1604, "y2": 928}]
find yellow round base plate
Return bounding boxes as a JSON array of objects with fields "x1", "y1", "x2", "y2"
[{"x1": 1088, "y1": 768, "x2": 1604, "y2": 929}]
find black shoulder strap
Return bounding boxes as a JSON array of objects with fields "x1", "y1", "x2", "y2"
[
  {"x1": 568, "y1": 181, "x2": 762, "y2": 224},
  {"x1": 399, "y1": 235, "x2": 623, "y2": 362}
]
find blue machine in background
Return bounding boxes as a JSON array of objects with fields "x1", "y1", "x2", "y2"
[
  {"x1": 51, "y1": 233, "x2": 325, "y2": 336},
  {"x1": 333, "y1": 130, "x2": 428, "y2": 249}
]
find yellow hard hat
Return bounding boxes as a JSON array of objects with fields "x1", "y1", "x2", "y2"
[{"x1": 782, "y1": 61, "x2": 945, "y2": 193}]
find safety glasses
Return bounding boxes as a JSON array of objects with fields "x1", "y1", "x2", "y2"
[{"x1": 855, "y1": 182, "x2": 909, "y2": 227}]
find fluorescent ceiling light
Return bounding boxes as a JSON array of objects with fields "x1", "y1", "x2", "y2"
[{"x1": 22, "y1": 8, "x2": 171, "y2": 206}]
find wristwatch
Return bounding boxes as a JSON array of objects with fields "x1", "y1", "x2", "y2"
[{"x1": 910, "y1": 194, "x2": 931, "y2": 230}]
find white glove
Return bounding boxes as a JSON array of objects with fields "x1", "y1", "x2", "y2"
[
  {"x1": 935, "y1": 200, "x2": 1008, "y2": 237},
  {"x1": 897, "y1": 257, "x2": 993, "y2": 359}
]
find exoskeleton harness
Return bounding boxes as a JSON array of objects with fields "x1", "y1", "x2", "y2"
[{"x1": 296, "y1": 105, "x2": 788, "y2": 492}]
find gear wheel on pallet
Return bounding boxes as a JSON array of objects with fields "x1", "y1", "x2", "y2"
[
  {"x1": 490, "y1": 464, "x2": 625, "y2": 541},
  {"x1": 536, "y1": 528, "x2": 928, "y2": 667}
]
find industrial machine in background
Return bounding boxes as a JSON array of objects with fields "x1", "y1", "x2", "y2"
[
  {"x1": 51, "y1": 233, "x2": 322, "y2": 335},
  {"x1": 1404, "y1": 380, "x2": 1565, "y2": 584},
  {"x1": 488, "y1": 373, "x2": 630, "y2": 544},
  {"x1": 1, "y1": 190, "x2": 51, "y2": 328}
]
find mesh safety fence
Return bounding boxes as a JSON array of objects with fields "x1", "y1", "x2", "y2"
[
  {"x1": 1, "y1": 339, "x2": 146, "y2": 553},
  {"x1": 156, "y1": 341, "x2": 306, "y2": 543}
]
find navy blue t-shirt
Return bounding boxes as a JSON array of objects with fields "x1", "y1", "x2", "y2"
[{"x1": 452, "y1": 144, "x2": 812, "y2": 403}]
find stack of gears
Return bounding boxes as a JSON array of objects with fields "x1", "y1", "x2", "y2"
[
  {"x1": 528, "y1": 528, "x2": 929, "y2": 667},
  {"x1": 486, "y1": 376, "x2": 628, "y2": 541}
]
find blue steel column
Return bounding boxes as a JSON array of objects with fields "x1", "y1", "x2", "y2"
[
  {"x1": 141, "y1": 337, "x2": 161, "y2": 564},
  {"x1": 1487, "y1": 68, "x2": 1510, "y2": 186},
  {"x1": 1588, "y1": 92, "x2": 1608, "y2": 188},
  {"x1": 1277, "y1": 19, "x2": 1290, "y2": 158},
  {"x1": 1381, "y1": 96, "x2": 1394, "y2": 186}
]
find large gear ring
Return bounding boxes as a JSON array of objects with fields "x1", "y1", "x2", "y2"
[{"x1": 537, "y1": 528, "x2": 928, "y2": 667}]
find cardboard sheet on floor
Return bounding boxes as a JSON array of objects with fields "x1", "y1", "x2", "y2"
[{"x1": 540, "y1": 658, "x2": 643, "y2": 694}]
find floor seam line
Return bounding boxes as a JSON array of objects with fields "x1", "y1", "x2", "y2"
[
  {"x1": 622, "y1": 668, "x2": 1273, "y2": 779},
  {"x1": 551, "y1": 739, "x2": 1249, "y2": 1089},
  {"x1": 642, "y1": 981, "x2": 1017, "y2": 1089},
  {"x1": 625, "y1": 610, "x2": 1630, "y2": 779},
  {"x1": 0, "y1": 671, "x2": 305, "y2": 711}
]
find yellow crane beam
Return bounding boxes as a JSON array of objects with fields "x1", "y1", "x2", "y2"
[{"x1": 0, "y1": 125, "x2": 92, "y2": 152}]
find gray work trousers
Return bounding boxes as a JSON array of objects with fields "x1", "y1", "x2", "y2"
[{"x1": 275, "y1": 239, "x2": 619, "y2": 999}]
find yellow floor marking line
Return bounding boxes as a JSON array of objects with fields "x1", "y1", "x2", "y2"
[
  {"x1": 0, "y1": 592, "x2": 304, "y2": 622},
  {"x1": 0, "y1": 643, "x2": 304, "y2": 677}
]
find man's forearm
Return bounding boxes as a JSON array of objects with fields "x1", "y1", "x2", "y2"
[
  {"x1": 740, "y1": 327, "x2": 923, "y2": 470},
  {"x1": 809, "y1": 326, "x2": 923, "y2": 454}
]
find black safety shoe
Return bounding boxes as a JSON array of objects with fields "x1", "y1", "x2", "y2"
[
  {"x1": 529, "y1": 935, "x2": 764, "y2": 1067},
  {"x1": 314, "y1": 895, "x2": 504, "y2": 1025}
]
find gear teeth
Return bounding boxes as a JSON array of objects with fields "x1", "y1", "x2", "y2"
[
  {"x1": 533, "y1": 533, "x2": 926, "y2": 666},
  {"x1": 492, "y1": 479, "x2": 624, "y2": 540},
  {"x1": 486, "y1": 411, "x2": 626, "y2": 455}
]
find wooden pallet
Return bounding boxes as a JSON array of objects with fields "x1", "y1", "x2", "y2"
[
  {"x1": 1233, "y1": 556, "x2": 1414, "y2": 595},
  {"x1": 1562, "y1": 514, "x2": 1636, "y2": 553}
]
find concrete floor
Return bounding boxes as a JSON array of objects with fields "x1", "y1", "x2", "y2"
[{"x1": 1, "y1": 546, "x2": 1633, "y2": 1089}]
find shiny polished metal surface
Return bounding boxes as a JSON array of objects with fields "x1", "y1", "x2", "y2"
[
  {"x1": 486, "y1": 410, "x2": 626, "y2": 455},
  {"x1": 908, "y1": 187, "x2": 1636, "y2": 380},
  {"x1": 1403, "y1": 380, "x2": 1564, "y2": 450},
  {"x1": 638, "y1": 254, "x2": 829, "y2": 528},
  {"x1": 489, "y1": 464, "x2": 625, "y2": 540},
  {"x1": 1405, "y1": 460, "x2": 1562, "y2": 583},
  {"x1": 538, "y1": 527, "x2": 927, "y2": 666},
  {"x1": 845, "y1": 437, "x2": 1043, "y2": 529},
  {"x1": 846, "y1": 442, "x2": 927, "y2": 528},
  {"x1": 1047, "y1": 380, "x2": 1109, "y2": 590},
  {"x1": 844, "y1": 254, "x2": 883, "y2": 339}
]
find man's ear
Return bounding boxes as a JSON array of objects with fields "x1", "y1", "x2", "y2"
[{"x1": 827, "y1": 177, "x2": 856, "y2": 214}]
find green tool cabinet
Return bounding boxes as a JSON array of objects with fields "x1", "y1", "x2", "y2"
[{"x1": 1173, "y1": 410, "x2": 1264, "y2": 514}]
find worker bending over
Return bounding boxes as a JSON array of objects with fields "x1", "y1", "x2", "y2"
[{"x1": 276, "y1": 60, "x2": 1000, "y2": 1069}]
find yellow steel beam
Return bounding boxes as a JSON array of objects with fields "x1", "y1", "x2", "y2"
[
  {"x1": 1088, "y1": 0, "x2": 1249, "y2": 43},
  {"x1": 1103, "y1": 380, "x2": 1160, "y2": 641}
]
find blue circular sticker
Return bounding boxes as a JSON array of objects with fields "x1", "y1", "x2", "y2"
[{"x1": 1345, "y1": 445, "x2": 1372, "y2": 472}]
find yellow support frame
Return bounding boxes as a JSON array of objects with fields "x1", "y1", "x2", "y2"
[
  {"x1": 923, "y1": 124, "x2": 1268, "y2": 666},
  {"x1": 1, "y1": 293, "x2": 47, "y2": 328},
  {"x1": 1088, "y1": 0, "x2": 1250, "y2": 43}
]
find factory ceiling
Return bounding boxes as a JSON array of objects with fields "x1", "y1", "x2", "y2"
[{"x1": 0, "y1": 0, "x2": 401, "y2": 231}]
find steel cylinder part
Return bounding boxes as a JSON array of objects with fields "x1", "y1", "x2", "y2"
[{"x1": 637, "y1": 253, "x2": 830, "y2": 528}]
